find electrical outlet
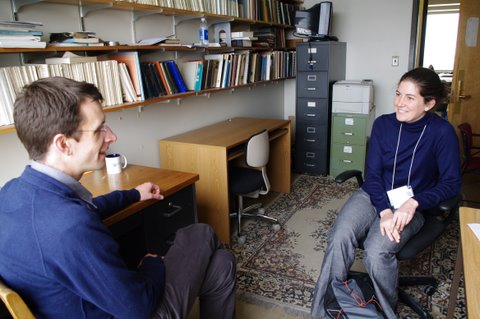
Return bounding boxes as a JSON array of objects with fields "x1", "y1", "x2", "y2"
[{"x1": 392, "y1": 56, "x2": 399, "y2": 67}]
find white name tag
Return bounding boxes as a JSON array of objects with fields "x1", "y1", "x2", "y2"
[{"x1": 387, "y1": 185, "x2": 414, "y2": 209}]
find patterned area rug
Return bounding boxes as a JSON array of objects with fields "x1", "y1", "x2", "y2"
[{"x1": 229, "y1": 174, "x2": 466, "y2": 318}]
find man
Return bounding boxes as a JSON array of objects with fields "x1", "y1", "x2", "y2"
[{"x1": 0, "y1": 77, "x2": 236, "y2": 319}]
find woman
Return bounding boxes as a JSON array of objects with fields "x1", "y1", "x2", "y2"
[{"x1": 311, "y1": 67, "x2": 461, "y2": 318}]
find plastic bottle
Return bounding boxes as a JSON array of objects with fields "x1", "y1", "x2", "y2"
[{"x1": 199, "y1": 17, "x2": 208, "y2": 47}]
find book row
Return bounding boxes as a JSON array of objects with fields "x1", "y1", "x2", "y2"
[
  {"x1": 130, "y1": 0, "x2": 297, "y2": 25},
  {"x1": 0, "y1": 50, "x2": 296, "y2": 126},
  {"x1": 181, "y1": 50, "x2": 296, "y2": 91}
]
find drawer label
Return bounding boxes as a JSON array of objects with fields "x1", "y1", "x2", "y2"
[
  {"x1": 345, "y1": 118, "x2": 354, "y2": 125},
  {"x1": 307, "y1": 102, "x2": 316, "y2": 107},
  {"x1": 308, "y1": 48, "x2": 317, "y2": 54},
  {"x1": 306, "y1": 127, "x2": 316, "y2": 133},
  {"x1": 343, "y1": 146, "x2": 353, "y2": 153},
  {"x1": 307, "y1": 75, "x2": 317, "y2": 81}
]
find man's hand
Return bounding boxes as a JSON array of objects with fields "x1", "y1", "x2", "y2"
[
  {"x1": 135, "y1": 182, "x2": 164, "y2": 201},
  {"x1": 379, "y1": 208, "x2": 401, "y2": 243}
]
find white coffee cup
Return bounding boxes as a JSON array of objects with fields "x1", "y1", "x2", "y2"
[{"x1": 105, "y1": 153, "x2": 128, "y2": 174}]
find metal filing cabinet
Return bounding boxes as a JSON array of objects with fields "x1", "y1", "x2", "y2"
[
  {"x1": 330, "y1": 80, "x2": 375, "y2": 176},
  {"x1": 295, "y1": 41, "x2": 346, "y2": 175}
]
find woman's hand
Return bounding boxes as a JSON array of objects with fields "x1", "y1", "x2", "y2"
[
  {"x1": 392, "y1": 198, "x2": 418, "y2": 233},
  {"x1": 135, "y1": 182, "x2": 164, "y2": 201},
  {"x1": 379, "y1": 209, "x2": 401, "y2": 243}
]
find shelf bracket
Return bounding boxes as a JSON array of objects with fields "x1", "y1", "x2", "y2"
[
  {"x1": 80, "y1": 3, "x2": 113, "y2": 19},
  {"x1": 174, "y1": 14, "x2": 203, "y2": 27},
  {"x1": 12, "y1": 0, "x2": 43, "y2": 16},
  {"x1": 133, "y1": 9, "x2": 163, "y2": 22}
]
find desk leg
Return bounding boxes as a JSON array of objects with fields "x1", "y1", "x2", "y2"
[
  {"x1": 160, "y1": 143, "x2": 231, "y2": 244},
  {"x1": 446, "y1": 242, "x2": 463, "y2": 319},
  {"x1": 268, "y1": 124, "x2": 291, "y2": 193}
]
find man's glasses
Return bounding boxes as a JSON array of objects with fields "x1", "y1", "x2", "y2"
[{"x1": 76, "y1": 124, "x2": 111, "y2": 135}]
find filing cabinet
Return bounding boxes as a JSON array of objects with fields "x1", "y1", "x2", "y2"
[
  {"x1": 295, "y1": 41, "x2": 346, "y2": 175},
  {"x1": 330, "y1": 80, "x2": 375, "y2": 176},
  {"x1": 330, "y1": 113, "x2": 372, "y2": 176}
]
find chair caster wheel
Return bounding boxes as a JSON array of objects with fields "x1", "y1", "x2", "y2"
[
  {"x1": 272, "y1": 224, "x2": 281, "y2": 232},
  {"x1": 424, "y1": 285, "x2": 436, "y2": 296},
  {"x1": 258, "y1": 207, "x2": 265, "y2": 215},
  {"x1": 237, "y1": 235, "x2": 246, "y2": 245}
]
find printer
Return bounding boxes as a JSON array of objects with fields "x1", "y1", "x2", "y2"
[{"x1": 332, "y1": 80, "x2": 374, "y2": 114}]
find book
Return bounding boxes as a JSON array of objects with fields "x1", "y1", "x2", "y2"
[
  {"x1": 204, "y1": 54, "x2": 225, "y2": 88},
  {"x1": 45, "y1": 52, "x2": 98, "y2": 64},
  {"x1": 104, "y1": 52, "x2": 144, "y2": 101},
  {"x1": 164, "y1": 60, "x2": 187, "y2": 93},
  {"x1": 154, "y1": 61, "x2": 173, "y2": 95},
  {"x1": 181, "y1": 60, "x2": 203, "y2": 91}
]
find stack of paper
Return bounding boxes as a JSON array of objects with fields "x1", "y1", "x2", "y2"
[{"x1": 0, "y1": 20, "x2": 46, "y2": 48}]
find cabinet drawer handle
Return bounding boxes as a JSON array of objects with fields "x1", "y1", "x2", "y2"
[
  {"x1": 305, "y1": 163, "x2": 316, "y2": 167},
  {"x1": 307, "y1": 87, "x2": 316, "y2": 91},
  {"x1": 344, "y1": 132, "x2": 353, "y2": 136},
  {"x1": 342, "y1": 160, "x2": 352, "y2": 163},
  {"x1": 305, "y1": 113, "x2": 316, "y2": 117},
  {"x1": 304, "y1": 138, "x2": 316, "y2": 143},
  {"x1": 163, "y1": 202, "x2": 182, "y2": 218}
]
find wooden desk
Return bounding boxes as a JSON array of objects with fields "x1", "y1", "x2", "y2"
[
  {"x1": 80, "y1": 165, "x2": 199, "y2": 226},
  {"x1": 459, "y1": 206, "x2": 480, "y2": 318},
  {"x1": 80, "y1": 165, "x2": 199, "y2": 267},
  {"x1": 160, "y1": 117, "x2": 291, "y2": 244}
]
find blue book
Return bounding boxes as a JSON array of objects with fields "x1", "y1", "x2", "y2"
[
  {"x1": 194, "y1": 63, "x2": 204, "y2": 91},
  {"x1": 0, "y1": 30, "x2": 43, "y2": 36},
  {"x1": 165, "y1": 60, "x2": 187, "y2": 93}
]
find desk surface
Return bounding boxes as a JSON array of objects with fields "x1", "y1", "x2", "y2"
[
  {"x1": 162, "y1": 117, "x2": 290, "y2": 148},
  {"x1": 80, "y1": 165, "x2": 199, "y2": 226},
  {"x1": 460, "y1": 206, "x2": 480, "y2": 318}
]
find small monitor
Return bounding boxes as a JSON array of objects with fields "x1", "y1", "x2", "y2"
[{"x1": 295, "y1": 2, "x2": 334, "y2": 41}]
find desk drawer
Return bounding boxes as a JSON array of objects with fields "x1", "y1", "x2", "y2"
[
  {"x1": 329, "y1": 143, "x2": 366, "y2": 175},
  {"x1": 295, "y1": 146, "x2": 328, "y2": 175},
  {"x1": 110, "y1": 185, "x2": 197, "y2": 268},
  {"x1": 296, "y1": 72, "x2": 328, "y2": 98},
  {"x1": 296, "y1": 44, "x2": 330, "y2": 71},
  {"x1": 296, "y1": 98, "x2": 329, "y2": 125},
  {"x1": 332, "y1": 115, "x2": 368, "y2": 145}
]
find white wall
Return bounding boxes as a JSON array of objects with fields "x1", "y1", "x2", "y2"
[
  {"x1": 285, "y1": 0, "x2": 414, "y2": 120},
  {"x1": 0, "y1": 0, "x2": 415, "y2": 186}
]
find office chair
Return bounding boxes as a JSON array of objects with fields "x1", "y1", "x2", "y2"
[
  {"x1": 457, "y1": 122, "x2": 480, "y2": 174},
  {"x1": 229, "y1": 130, "x2": 280, "y2": 245},
  {"x1": 0, "y1": 278, "x2": 35, "y2": 319},
  {"x1": 335, "y1": 170, "x2": 460, "y2": 319}
]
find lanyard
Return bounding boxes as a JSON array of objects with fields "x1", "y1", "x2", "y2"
[{"x1": 391, "y1": 123, "x2": 427, "y2": 190}]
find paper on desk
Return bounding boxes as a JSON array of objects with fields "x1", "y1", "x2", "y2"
[{"x1": 468, "y1": 223, "x2": 480, "y2": 241}]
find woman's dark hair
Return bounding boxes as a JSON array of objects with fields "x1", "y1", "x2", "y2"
[
  {"x1": 14, "y1": 77, "x2": 103, "y2": 161},
  {"x1": 399, "y1": 67, "x2": 448, "y2": 107}
]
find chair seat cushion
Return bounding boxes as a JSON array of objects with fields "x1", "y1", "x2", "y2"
[
  {"x1": 397, "y1": 214, "x2": 445, "y2": 260},
  {"x1": 229, "y1": 167, "x2": 264, "y2": 195}
]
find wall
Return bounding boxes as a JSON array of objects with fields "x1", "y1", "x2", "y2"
[
  {"x1": 0, "y1": 2, "x2": 285, "y2": 186},
  {"x1": 284, "y1": 0, "x2": 414, "y2": 119},
  {"x1": 0, "y1": 0, "x2": 415, "y2": 186}
]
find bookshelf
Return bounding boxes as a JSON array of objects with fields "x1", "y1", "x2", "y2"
[{"x1": 0, "y1": 0, "x2": 302, "y2": 134}]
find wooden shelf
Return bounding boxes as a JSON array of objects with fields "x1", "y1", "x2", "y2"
[{"x1": 0, "y1": 77, "x2": 293, "y2": 135}]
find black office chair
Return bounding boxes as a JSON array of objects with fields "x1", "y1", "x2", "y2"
[
  {"x1": 229, "y1": 130, "x2": 280, "y2": 245},
  {"x1": 457, "y1": 122, "x2": 480, "y2": 175},
  {"x1": 335, "y1": 169, "x2": 460, "y2": 319}
]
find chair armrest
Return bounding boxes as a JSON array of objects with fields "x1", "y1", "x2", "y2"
[
  {"x1": 438, "y1": 194, "x2": 462, "y2": 212},
  {"x1": 335, "y1": 169, "x2": 364, "y2": 187}
]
